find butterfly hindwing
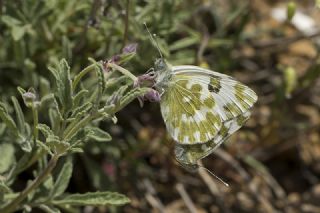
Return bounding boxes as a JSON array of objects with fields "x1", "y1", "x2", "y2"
[{"x1": 174, "y1": 111, "x2": 252, "y2": 168}]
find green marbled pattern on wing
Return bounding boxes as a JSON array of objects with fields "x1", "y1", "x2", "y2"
[
  {"x1": 175, "y1": 111, "x2": 251, "y2": 168},
  {"x1": 160, "y1": 75, "x2": 221, "y2": 144}
]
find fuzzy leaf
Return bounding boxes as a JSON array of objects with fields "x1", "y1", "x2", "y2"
[
  {"x1": 1, "y1": 15, "x2": 21, "y2": 27},
  {"x1": 17, "y1": 87, "x2": 27, "y2": 96},
  {"x1": 92, "y1": 60, "x2": 106, "y2": 107},
  {"x1": 37, "y1": 124, "x2": 55, "y2": 138},
  {"x1": 70, "y1": 102, "x2": 92, "y2": 118},
  {"x1": 72, "y1": 89, "x2": 89, "y2": 108},
  {"x1": 86, "y1": 127, "x2": 112, "y2": 142},
  {"x1": 47, "y1": 140, "x2": 70, "y2": 154},
  {"x1": 105, "y1": 76, "x2": 130, "y2": 93},
  {"x1": 11, "y1": 96, "x2": 25, "y2": 134},
  {"x1": 11, "y1": 25, "x2": 27, "y2": 41},
  {"x1": 118, "y1": 87, "x2": 151, "y2": 111},
  {"x1": 16, "y1": 134, "x2": 32, "y2": 152},
  {"x1": 40, "y1": 93, "x2": 55, "y2": 107},
  {"x1": 49, "y1": 108, "x2": 60, "y2": 134},
  {"x1": 0, "y1": 143, "x2": 15, "y2": 173},
  {"x1": 48, "y1": 59, "x2": 73, "y2": 114},
  {"x1": 0, "y1": 102, "x2": 18, "y2": 134},
  {"x1": 36, "y1": 140, "x2": 53, "y2": 156},
  {"x1": 0, "y1": 181, "x2": 11, "y2": 193},
  {"x1": 69, "y1": 147, "x2": 83, "y2": 153},
  {"x1": 0, "y1": 124, "x2": 5, "y2": 135},
  {"x1": 39, "y1": 205, "x2": 61, "y2": 213},
  {"x1": 52, "y1": 191, "x2": 130, "y2": 206},
  {"x1": 39, "y1": 77, "x2": 51, "y2": 97},
  {"x1": 50, "y1": 159, "x2": 73, "y2": 197}
]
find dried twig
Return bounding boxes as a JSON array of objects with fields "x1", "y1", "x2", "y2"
[
  {"x1": 215, "y1": 150, "x2": 276, "y2": 213},
  {"x1": 143, "y1": 179, "x2": 166, "y2": 213},
  {"x1": 197, "y1": 161, "x2": 220, "y2": 196},
  {"x1": 197, "y1": 160, "x2": 231, "y2": 213},
  {"x1": 175, "y1": 183, "x2": 197, "y2": 213}
]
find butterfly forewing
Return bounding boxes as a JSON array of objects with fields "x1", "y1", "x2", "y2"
[
  {"x1": 160, "y1": 65, "x2": 257, "y2": 145},
  {"x1": 160, "y1": 74, "x2": 222, "y2": 144},
  {"x1": 173, "y1": 66, "x2": 258, "y2": 121}
]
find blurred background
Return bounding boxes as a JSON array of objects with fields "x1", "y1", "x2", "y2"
[{"x1": 1, "y1": 0, "x2": 320, "y2": 212}]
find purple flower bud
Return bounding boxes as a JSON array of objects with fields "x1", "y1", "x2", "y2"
[
  {"x1": 109, "y1": 54, "x2": 121, "y2": 63},
  {"x1": 22, "y1": 92, "x2": 36, "y2": 101},
  {"x1": 103, "y1": 55, "x2": 121, "y2": 72},
  {"x1": 144, "y1": 89, "x2": 161, "y2": 102},
  {"x1": 22, "y1": 89, "x2": 37, "y2": 108},
  {"x1": 134, "y1": 72, "x2": 156, "y2": 87},
  {"x1": 122, "y1": 43, "x2": 138, "y2": 54}
]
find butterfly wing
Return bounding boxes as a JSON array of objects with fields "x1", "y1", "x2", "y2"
[
  {"x1": 173, "y1": 65, "x2": 258, "y2": 121},
  {"x1": 160, "y1": 74, "x2": 222, "y2": 144},
  {"x1": 174, "y1": 111, "x2": 252, "y2": 168}
]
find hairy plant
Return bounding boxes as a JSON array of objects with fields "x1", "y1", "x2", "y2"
[{"x1": 0, "y1": 45, "x2": 150, "y2": 212}]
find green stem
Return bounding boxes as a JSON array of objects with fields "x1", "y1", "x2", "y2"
[
  {"x1": 63, "y1": 117, "x2": 82, "y2": 138},
  {"x1": 32, "y1": 104, "x2": 38, "y2": 143},
  {"x1": 108, "y1": 63, "x2": 138, "y2": 82},
  {"x1": 63, "y1": 114, "x2": 94, "y2": 141},
  {"x1": 0, "y1": 155, "x2": 59, "y2": 213}
]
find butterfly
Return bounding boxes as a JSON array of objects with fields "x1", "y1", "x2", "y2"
[{"x1": 152, "y1": 58, "x2": 257, "y2": 171}]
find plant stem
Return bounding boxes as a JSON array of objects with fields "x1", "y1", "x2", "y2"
[
  {"x1": 0, "y1": 155, "x2": 59, "y2": 213},
  {"x1": 63, "y1": 114, "x2": 94, "y2": 141},
  {"x1": 32, "y1": 104, "x2": 38, "y2": 144},
  {"x1": 108, "y1": 63, "x2": 138, "y2": 82}
]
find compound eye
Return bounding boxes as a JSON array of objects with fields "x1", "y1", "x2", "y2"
[{"x1": 155, "y1": 58, "x2": 166, "y2": 71}]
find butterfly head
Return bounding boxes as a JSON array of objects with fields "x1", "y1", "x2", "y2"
[{"x1": 154, "y1": 58, "x2": 167, "y2": 72}]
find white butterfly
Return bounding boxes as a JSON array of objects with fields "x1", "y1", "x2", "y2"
[{"x1": 152, "y1": 58, "x2": 257, "y2": 170}]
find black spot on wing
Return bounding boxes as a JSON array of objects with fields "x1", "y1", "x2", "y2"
[{"x1": 208, "y1": 77, "x2": 222, "y2": 93}]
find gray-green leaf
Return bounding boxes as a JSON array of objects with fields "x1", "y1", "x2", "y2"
[
  {"x1": 39, "y1": 205, "x2": 61, "y2": 213},
  {"x1": 11, "y1": 96, "x2": 25, "y2": 134},
  {"x1": 0, "y1": 102, "x2": 18, "y2": 134},
  {"x1": 50, "y1": 159, "x2": 73, "y2": 197},
  {"x1": 0, "y1": 143, "x2": 15, "y2": 174},
  {"x1": 86, "y1": 127, "x2": 112, "y2": 142},
  {"x1": 48, "y1": 59, "x2": 73, "y2": 114},
  {"x1": 52, "y1": 191, "x2": 130, "y2": 206}
]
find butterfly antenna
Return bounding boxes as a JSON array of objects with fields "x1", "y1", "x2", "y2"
[
  {"x1": 144, "y1": 22, "x2": 163, "y2": 59},
  {"x1": 198, "y1": 165, "x2": 229, "y2": 187}
]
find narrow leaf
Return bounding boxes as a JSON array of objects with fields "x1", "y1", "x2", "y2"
[
  {"x1": 48, "y1": 59, "x2": 73, "y2": 113},
  {"x1": 0, "y1": 143, "x2": 15, "y2": 173},
  {"x1": 40, "y1": 93, "x2": 55, "y2": 107},
  {"x1": 72, "y1": 89, "x2": 89, "y2": 108},
  {"x1": 50, "y1": 159, "x2": 73, "y2": 197},
  {"x1": 118, "y1": 87, "x2": 150, "y2": 111},
  {"x1": 0, "y1": 102, "x2": 18, "y2": 134},
  {"x1": 52, "y1": 191, "x2": 130, "y2": 206},
  {"x1": 39, "y1": 205, "x2": 61, "y2": 213},
  {"x1": 11, "y1": 96, "x2": 25, "y2": 134},
  {"x1": 37, "y1": 123, "x2": 55, "y2": 138},
  {"x1": 70, "y1": 102, "x2": 92, "y2": 118},
  {"x1": 86, "y1": 127, "x2": 112, "y2": 142}
]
